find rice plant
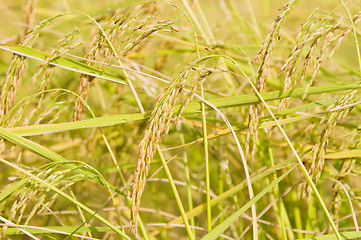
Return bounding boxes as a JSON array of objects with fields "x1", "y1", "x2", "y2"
[{"x1": 0, "y1": 0, "x2": 361, "y2": 239}]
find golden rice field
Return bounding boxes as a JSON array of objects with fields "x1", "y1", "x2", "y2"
[{"x1": 0, "y1": 0, "x2": 361, "y2": 239}]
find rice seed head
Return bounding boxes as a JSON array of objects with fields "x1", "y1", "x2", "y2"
[
  {"x1": 1, "y1": 13, "x2": 83, "y2": 126},
  {"x1": 0, "y1": 163, "x2": 84, "y2": 237},
  {"x1": 247, "y1": 0, "x2": 298, "y2": 161},
  {"x1": 73, "y1": 7, "x2": 175, "y2": 121},
  {"x1": 20, "y1": 0, "x2": 37, "y2": 41},
  {"x1": 272, "y1": 9, "x2": 361, "y2": 199},
  {"x1": 303, "y1": 89, "x2": 357, "y2": 198},
  {"x1": 0, "y1": 56, "x2": 27, "y2": 126},
  {"x1": 73, "y1": 10, "x2": 132, "y2": 121},
  {"x1": 331, "y1": 159, "x2": 356, "y2": 225},
  {"x1": 252, "y1": 0, "x2": 298, "y2": 64},
  {"x1": 130, "y1": 69, "x2": 189, "y2": 234},
  {"x1": 174, "y1": 69, "x2": 213, "y2": 124},
  {"x1": 277, "y1": 11, "x2": 360, "y2": 113}
]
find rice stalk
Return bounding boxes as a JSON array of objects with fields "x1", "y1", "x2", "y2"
[
  {"x1": 0, "y1": 12, "x2": 71, "y2": 126},
  {"x1": 0, "y1": 164, "x2": 84, "y2": 237},
  {"x1": 303, "y1": 90, "x2": 358, "y2": 199},
  {"x1": 130, "y1": 67, "x2": 190, "y2": 233},
  {"x1": 246, "y1": 0, "x2": 299, "y2": 162},
  {"x1": 0, "y1": 157, "x2": 132, "y2": 239},
  {"x1": 1, "y1": 1, "x2": 361, "y2": 239},
  {"x1": 20, "y1": 0, "x2": 37, "y2": 42},
  {"x1": 74, "y1": 5, "x2": 175, "y2": 121},
  {"x1": 302, "y1": 12, "x2": 361, "y2": 199}
]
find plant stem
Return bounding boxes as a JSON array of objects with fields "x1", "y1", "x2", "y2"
[
  {"x1": 201, "y1": 83, "x2": 212, "y2": 232},
  {"x1": 156, "y1": 145, "x2": 195, "y2": 240}
]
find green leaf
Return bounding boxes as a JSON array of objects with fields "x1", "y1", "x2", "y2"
[
  {"x1": 325, "y1": 149, "x2": 361, "y2": 159},
  {"x1": 6, "y1": 84, "x2": 360, "y2": 136},
  {"x1": 0, "y1": 178, "x2": 29, "y2": 202},
  {"x1": 201, "y1": 165, "x2": 297, "y2": 240},
  {"x1": 0, "y1": 127, "x2": 126, "y2": 196},
  {"x1": 0, "y1": 44, "x2": 127, "y2": 85}
]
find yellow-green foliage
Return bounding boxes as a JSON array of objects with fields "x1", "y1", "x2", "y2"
[{"x1": 0, "y1": 1, "x2": 360, "y2": 239}]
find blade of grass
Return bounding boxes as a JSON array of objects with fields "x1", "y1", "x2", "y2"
[
  {"x1": 292, "y1": 188, "x2": 303, "y2": 239},
  {"x1": 0, "y1": 127, "x2": 126, "y2": 196},
  {"x1": 324, "y1": 149, "x2": 361, "y2": 159},
  {"x1": 338, "y1": 0, "x2": 361, "y2": 75},
  {"x1": 7, "y1": 84, "x2": 358, "y2": 136},
  {"x1": 0, "y1": 44, "x2": 127, "y2": 85},
  {"x1": 201, "y1": 164, "x2": 297, "y2": 240},
  {"x1": 178, "y1": 123, "x2": 196, "y2": 238},
  {"x1": 156, "y1": 145, "x2": 195, "y2": 240},
  {"x1": 149, "y1": 158, "x2": 297, "y2": 237},
  {"x1": 200, "y1": 83, "x2": 212, "y2": 232},
  {"x1": 0, "y1": 178, "x2": 29, "y2": 202},
  {"x1": 226, "y1": 54, "x2": 343, "y2": 239},
  {"x1": 268, "y1": 147, "x2": 292, "y2": 239}
]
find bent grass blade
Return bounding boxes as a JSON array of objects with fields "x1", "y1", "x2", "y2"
[
  {"x1": 0, "y1": 44, "x2": 127, "y2": 85},
  {"x1": 5, "y1": 84, "x2": 360, "y2": 136},
  {"x1": 0, "y1": 127, "x2": 126, "y2": 196}
]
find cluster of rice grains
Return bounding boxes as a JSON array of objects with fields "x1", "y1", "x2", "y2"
[
  {"x1": 0, "y1": 2, "x2": 180, "y2": 237},
  {"x1": 1, "y1": 0, "x2": 361, "y2": 238},
  {"x1": 249, "y1": 0, "x2": 361, "y2": 230},
  {"x1": 246, "y1": 0, "x2": 299, "y2": 163},
  {"x1": 130, "y1": 70, "x2": 187, "y2": 232},
  {"x1": 0, "y1": 1, "x2": 84, "y2": 236},
  {"x1": 74, "y1": 5, "x2": 175, "y2": 121},
  {"x1": 130, "y1": 62, "x2": 221, "y2": 233},
  {"x1": 276, "y1": 7, "x2": 361, "y2": 201}
]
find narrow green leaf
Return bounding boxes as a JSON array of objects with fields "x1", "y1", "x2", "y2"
[
  {"x1": 182, "y1": 84, "x2": 360, "y2": 115},
  {"x1": 0, "y1": 44, "x2": 127, "y2": 85},
  {"x1": 325, "y1": 149, "x2": 361, "y2": 159},
  {"x1": 0, "y1": 127, "x2": 70, "y2": 162},
  {"x1": 0, "y1": 127, "x2": 125, "y2": 196},
  {"x1": 201, "y1": 165, "x2": 297, "y2": 240},
  {"x1": 149, "y1": 159, "x2": 297, "y2": 237},
  {"x1": 0, "y1": 178, "x2": 29, "y2": 202},
  {"x1": 9, "y1": 113, "x2": 149, "y2": 136},
  {"x1": 7, "y1": 84, "x2": 360, "y2": 136}
]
